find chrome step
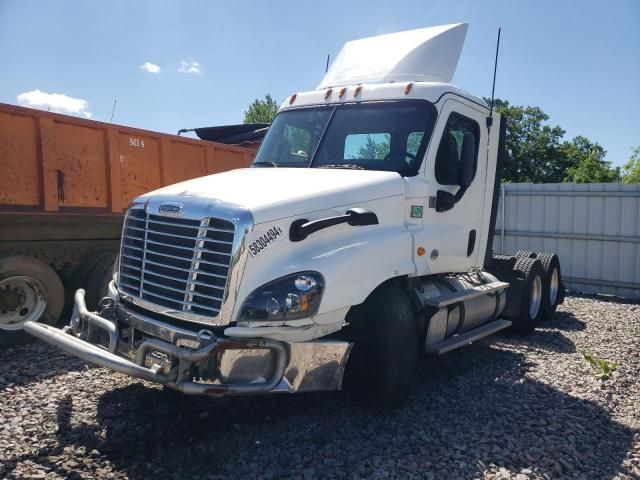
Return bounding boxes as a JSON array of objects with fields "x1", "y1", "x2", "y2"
[
  {"x1": 425, "y1": 318, "x2": 512, "y2": 355},
  {"x1": 423, "y1": 281, "x2": 509, "y2": 307}
]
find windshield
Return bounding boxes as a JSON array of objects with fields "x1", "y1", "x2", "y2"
[{"x1": 252, "y1": 101, "x2": 436, "y2": 176}]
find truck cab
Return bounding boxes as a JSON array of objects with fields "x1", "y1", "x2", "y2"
[{"x1": 23, "y1": 24, "x2": 562, "y2": 408}]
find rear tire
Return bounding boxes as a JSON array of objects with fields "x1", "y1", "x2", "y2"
[
  {"x1": 0, "y1": 255, "x2": 64, "y2": 347},
  {"x1": 515, "y1": 251, "x2": 537, "y2": 260},
  {"x1": 509, "y1": 257, "x2": 544, "y2": 334},
  {"x1": 341, "y1": 283, "x2": 417, "y2": 410},
  {"x1": 536, "y1": 252, "x2": 562, "y2": 319}
]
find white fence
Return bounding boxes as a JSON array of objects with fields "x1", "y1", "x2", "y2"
[{"x1": 493, "y1": 183, "x2": 640, "y2": 299}]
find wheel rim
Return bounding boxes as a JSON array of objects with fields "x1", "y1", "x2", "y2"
[
  {"x1": 529, "y1": 275, "x2": 542, "y2": 319},
  {"x1": 549, "y1": 267, "x2": 559, "y2": 305},
  {"x1": 0, "y1": 276, "x2": 47, "y2": 331}
]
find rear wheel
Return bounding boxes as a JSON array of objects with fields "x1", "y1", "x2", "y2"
[
  {"x1": 0, "y1": 256, "x2": 64, "y2": 347},
  {"x1": 515, "y1": 251, "x2": 537, "y2": 260},
  {"x1": 341, "y1": 283, "x2": 417, "y2": 410},
  {"x1": 536, "y1": 252, "x2": 562, "y2": 319},
  {"x1": 509, "y1": 257, "x2": 544, "y2": 334}
]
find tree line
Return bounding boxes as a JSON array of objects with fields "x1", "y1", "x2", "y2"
[{"x1": 244, "y1": 94, "x2": 640, "y2": 183}]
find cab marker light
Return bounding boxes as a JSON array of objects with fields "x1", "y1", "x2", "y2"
[
  {"x1": 339, "y1": 87, "x2": 347, "y2": 98},
  {"x1": 417, "y1": 247, "x2": 426, "y2": 257},
  {"x1": 324, "y1": 88, "x2": 333, "y2": 99},
  {"x1": 289, "y1": 93, "x2": 297, "y2": 105},
  {"x1": 404, "y1": 82, "x2": 413, "y2": 95},
  {"x1": 354, "y1": 85, "x2": 362, "y2": 97}
]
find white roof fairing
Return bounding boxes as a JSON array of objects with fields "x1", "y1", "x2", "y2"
[{"x1": 317, "y1": 23, "x2": 468, "y2": 89}]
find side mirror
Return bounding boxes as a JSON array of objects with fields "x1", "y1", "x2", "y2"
[
  {"x1": 436, "y1": 190, "x2": 456, "y2": 212},
  {"x1": 459, "y1": 132, "x2": 476, "y2": 188}
]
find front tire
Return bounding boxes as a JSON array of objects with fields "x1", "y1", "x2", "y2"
[
  {"x1": 0, "y1": 255, "x2": 64, "y2": 347},
  {"x1": 341, "y1": 283, "x2": 417, "y2": 410}
]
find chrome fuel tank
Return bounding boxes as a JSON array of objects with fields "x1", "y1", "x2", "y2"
[{"x1": 414, "y1": 272, "x2": 507, "y2": 346}]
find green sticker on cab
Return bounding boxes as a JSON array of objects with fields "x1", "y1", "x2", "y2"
[{"x1": 410, "y1": 205, "x2": 423, "y2": 218}]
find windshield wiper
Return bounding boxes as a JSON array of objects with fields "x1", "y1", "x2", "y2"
[
  {"x1": 318, "y1": 164, "x2": 365, "y2": 170},
  {"x1": 252, "y1": 161, "x2": 279, "y2": 168}
]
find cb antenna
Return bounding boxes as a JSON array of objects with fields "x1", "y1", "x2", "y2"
[
  {"x1": 488, "y1": 27, "x2": 502, "y2": 121},
  {"x1": 325, "y1": 54, "x2": 330, "y2": 73}
]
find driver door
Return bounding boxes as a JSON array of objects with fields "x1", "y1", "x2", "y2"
[{"x1": 417, "y1": 98, "x2": 488, "y2": 274}]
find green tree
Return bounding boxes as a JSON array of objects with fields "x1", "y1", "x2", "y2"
[
  {"x1": 486, "y1": 98, "x2": 621, "y2": 184},
  {"x1": 243, "y1": 94, "x2": 278, "y2": 124},
  {"x1": 486, "y1": 99, "x2": 568, "y2": 183},
  {"x1": 561, "y1": 136, "x2": 620, "y2": 183},
  {"x1": 622, "y1": 146, "x2": 640, "y2": 183}
]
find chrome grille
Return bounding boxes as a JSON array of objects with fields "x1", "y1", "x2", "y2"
[{"x1": 117, "y1": 208, "x2": 235, "y2": 318}]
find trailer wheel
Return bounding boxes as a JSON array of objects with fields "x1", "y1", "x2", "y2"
[
  {"x1": 341, "y1": 283, "x2": 417, "y2": 410},
  {"x1": 536, "y1": 252, "x2": 562, "y2": 319},
  {"x1": 509, "y1": 257, "x2": 544, "y2": 334},
  {"x1": 0, "y1": 255, "x2": 64, "y2": 347},
  {"x1": 515, "y1": 251, "x2": 537, "y2": 259}
]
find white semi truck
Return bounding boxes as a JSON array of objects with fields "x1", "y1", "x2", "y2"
[{"x1": 20, "y1": 24, "x2": 563, "y2": 408}]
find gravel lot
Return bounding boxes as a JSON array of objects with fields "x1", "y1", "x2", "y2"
[{"x1": 1, "y1": 294, "x2": 639, "y2": 480}]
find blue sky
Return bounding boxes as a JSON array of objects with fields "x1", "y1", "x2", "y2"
[{"x1": 1, "y1": 0, "x2": 638, "y2": 166}]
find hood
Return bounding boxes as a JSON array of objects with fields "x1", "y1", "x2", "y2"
[{"x1": 140, "y1": 168, "x2": 405, "y2": 224}]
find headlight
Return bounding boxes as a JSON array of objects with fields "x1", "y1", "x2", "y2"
[{"x1": 239, "y1": 272, "x2": 324, "y2": 322}]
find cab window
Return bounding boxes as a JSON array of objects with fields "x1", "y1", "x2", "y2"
[
  {"x1": 344, "y1": 133, "x2": 391, "y2": 160},
  {"x1": 434, "y1": 113, "x2": 480, "y2": 186}
]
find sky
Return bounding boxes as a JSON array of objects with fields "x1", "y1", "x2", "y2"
[{"x1": 1, "y1": 0, "x2": 638, "y2": 167}]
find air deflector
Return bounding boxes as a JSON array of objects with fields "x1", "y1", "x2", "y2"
[{"x1": 318, "y1": 23, "x2": 468, "y2": 89}]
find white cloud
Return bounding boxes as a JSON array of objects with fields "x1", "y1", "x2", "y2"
[
  {"x1": 17, "y1": 89, "x2": 92, "y2": 118},
  {"x1": 178, "y1": 60, "x2": 201, "y2": 74},
  {"x1": 140, "y1": 61, "x2": 161, "y2": 73}
]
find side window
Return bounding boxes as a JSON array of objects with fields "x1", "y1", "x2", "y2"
[
  {"x1": 434, "y1": 113, "x2": 480, "y2": 186},
  {"x1": 344, "y1": 133, "x2": 391, "y2": 160}
]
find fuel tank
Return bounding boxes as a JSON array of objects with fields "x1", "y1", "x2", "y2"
[{"x1": 414, "y1": 271, "x2": 507, "y2": 346}]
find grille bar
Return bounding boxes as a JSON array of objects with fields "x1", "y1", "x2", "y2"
[
  {"x1": 123, "y1": 245, "x2": 230, "y2": 268},
  {"x1": 118, "y1": 208, "x2": 235, "y2": 319},
  {"x1": 120, "y1": 261, "x2": 228, "y2": 282},
  {"x1": 146, "y1": 217, "x2": 234, "y2": 232}
]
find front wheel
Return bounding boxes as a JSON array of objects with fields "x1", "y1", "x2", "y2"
[
  {"x1": 341, "y1": 283, "x2": 417, "y2": 410},
  {"x1": 0, "y1": 256, "x2": 64, "y2": 347}
]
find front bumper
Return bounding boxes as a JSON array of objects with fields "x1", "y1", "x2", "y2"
[{"x1": 24, "y1": 289, "x2": 352, "y2": 396}]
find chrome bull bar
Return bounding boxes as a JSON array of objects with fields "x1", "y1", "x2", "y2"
[{"x1": 23, "y1": 289, "x2": 351, "y2": 396}]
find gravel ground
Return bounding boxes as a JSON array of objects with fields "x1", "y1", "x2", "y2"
[{"x1": 1, "y1": 294, "x2": 639, "y2": 480}]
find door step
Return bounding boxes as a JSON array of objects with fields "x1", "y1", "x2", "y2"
[
  {"x1": 425, "y1": 318, "x2": 512, "y2": 355},
  {"x1": 424, "y1": 281, "x2": 509, "y2": 307}
]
